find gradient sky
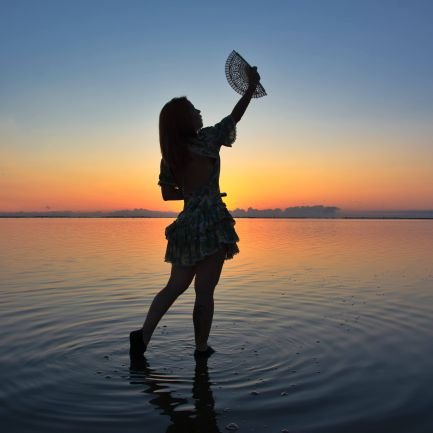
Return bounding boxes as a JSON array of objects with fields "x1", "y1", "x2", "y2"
[{"x1": 1, "y1": 0, "x2": 433, "y2": 212}]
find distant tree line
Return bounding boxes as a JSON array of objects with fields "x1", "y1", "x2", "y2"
[
  {"x1": 230, "y1": 206, "x2": 339, "y2": 218},
  {"x1": 0, "y1": 206, "x2": 339, "y2": 218}
]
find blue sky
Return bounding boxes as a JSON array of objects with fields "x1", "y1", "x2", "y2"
[{"x1": 3, "y1": 0, "x2": 433, "y2": 129}]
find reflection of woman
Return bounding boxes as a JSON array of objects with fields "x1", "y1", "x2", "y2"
[
  {"x1": 130, "y1": 66, "x2": 261, "y2": 358},
  {"x1": 130, "y1": 358, "x2": 221, "y2": 433}
]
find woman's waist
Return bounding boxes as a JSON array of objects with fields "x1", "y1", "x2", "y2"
[
  {"x1": 182, "y1": 190, "x2": 227, "y2": 209},
  {"x1": 183, "y1": 186, "x2": 223, "y2": 201},
  {"x1": 176, "y1": 198, "x2": 232, "y2": 224}
]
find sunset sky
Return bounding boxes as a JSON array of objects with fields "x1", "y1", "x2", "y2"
[{"x1": 1, "y1": 0, "x2": 433, "y2": 212}]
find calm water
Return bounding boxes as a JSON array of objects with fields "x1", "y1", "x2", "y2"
[{"x1": 1, "y1": 218, "x2": 433, "y2": 433}]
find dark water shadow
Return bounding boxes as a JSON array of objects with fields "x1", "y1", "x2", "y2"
[{"x1": 129, "y1": 357, "x2": 221, "y2": 433}]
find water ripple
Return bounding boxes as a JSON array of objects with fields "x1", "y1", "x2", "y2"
[{"x1": 1, "y1": 219, "x2": 433, "y2": 433}]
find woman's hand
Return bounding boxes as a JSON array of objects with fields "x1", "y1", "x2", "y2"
[
  {"x1": 161, "y1": 185, "x2": 184, "y2": 201},
  {"x1": 246, "y1": 66, "x2": 260, "y2": 88}
]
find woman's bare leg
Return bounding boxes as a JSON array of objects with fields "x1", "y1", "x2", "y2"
[
  {"x1": 141, "y1": 264, "x2": 196, "y2": 346},
  {"x1": 193, "y1": 249, "x2": 226, "y2": 351}
]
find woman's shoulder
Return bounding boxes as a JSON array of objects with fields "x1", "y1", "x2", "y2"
[{"x1": 187, "y1": 115, "x2": 236, "y2": 158}]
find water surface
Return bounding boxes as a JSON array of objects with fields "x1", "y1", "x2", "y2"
[{"x1": 1, "y1": 218, "x2": 433, "y2": 433}]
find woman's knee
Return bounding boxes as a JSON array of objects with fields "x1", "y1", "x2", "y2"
[
  {"x1": 194, "y1": 279, "x2": 216, "y2": 297},
  {"x1": 194, "y1": 288, "x2": 215, "y2": 308}
]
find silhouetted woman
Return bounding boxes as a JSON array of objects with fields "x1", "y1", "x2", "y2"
[{"x1": 130, "y1": 66, "x2": 261, "y2": 359}]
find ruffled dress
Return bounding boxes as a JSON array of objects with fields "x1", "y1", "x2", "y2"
[{"x1": 158, "y1": 115, "x2": 240, "y2": 267}]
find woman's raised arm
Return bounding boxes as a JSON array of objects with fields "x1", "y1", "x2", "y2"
[{"x1": 230, "y1": 67, "x2": 261, "y2": 123}]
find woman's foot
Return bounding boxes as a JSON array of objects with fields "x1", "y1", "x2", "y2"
[
  {"x1": 194, "y1": 345, "x2": 215, "y2": 359},
  {"x1": 129, "y1": 329, "x2": 147, "y2": 359}
]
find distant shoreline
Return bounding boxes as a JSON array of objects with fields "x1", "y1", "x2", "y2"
[
  {"x1": 1, "y1": 205, "x2": 433, "y2": 220},
  {"x1": 1, "y1": 216, "x2": 433, "y2": 220}
]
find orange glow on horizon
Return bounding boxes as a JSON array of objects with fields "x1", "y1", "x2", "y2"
[{"x1": 2, "y1": 129, "x2": 433, "y2": 212}]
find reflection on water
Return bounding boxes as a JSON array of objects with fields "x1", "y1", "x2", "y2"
[
  {"x1": 130, "y1": 357, "x2": 220, "y2": 433},
  {"x1": 1, "y1": 218, "x2": 433, "y2": 433}
]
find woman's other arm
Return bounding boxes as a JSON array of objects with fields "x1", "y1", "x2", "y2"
[{"x1": 230, "y1": 67, "x2": 261, "y2": 124}]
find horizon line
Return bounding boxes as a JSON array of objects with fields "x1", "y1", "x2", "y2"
[{"x1": 1, "y1": 206, "x2": 433, "y2": 219}]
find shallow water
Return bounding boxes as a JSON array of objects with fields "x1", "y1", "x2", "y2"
[{"x1": 1, "y1": 218, "x2": 433, "y2": 433}]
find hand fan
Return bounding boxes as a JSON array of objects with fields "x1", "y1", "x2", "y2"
[{"x1": 225, "y1": 50, "x2": 267, "y2": 98}]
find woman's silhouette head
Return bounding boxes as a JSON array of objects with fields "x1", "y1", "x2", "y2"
[{"x1": 159, "y1": 97, "x2": 202, "y2": 171}]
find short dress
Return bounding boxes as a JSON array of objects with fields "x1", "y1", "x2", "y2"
[{"x1": 158, "y1": 115, "x2": 240, "y2": 267}]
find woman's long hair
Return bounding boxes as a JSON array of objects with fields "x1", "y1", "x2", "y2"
[{"x1": 159, "y1": 97, "x2": 197, "y2": 182}]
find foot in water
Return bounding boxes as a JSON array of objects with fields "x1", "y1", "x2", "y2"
[
  {"x1": 194, "y1": 346, "x2": 215, "y2": 359},
  {"x1": 129, "y1": 329, "x2": 147, "y2": 359}
]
